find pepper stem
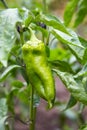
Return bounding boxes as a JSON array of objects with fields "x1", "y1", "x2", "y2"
[{"x1": 28, "y1": 28, "x2": 41, "y2": 44}]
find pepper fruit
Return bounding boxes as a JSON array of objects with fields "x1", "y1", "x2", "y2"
[{"x1": 22, "y1": 29, "x2": 55, "y2": 108}]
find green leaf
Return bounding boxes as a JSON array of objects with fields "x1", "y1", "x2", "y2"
[
  {"x1": 79, "y1": 125, "x2": 87, "y2": 130},
  {"x1": 51, "y1": 28, "x2": 85, "y2": 62},
  {"x1": 7, "y1": 87, "x2": 20, "y2": 114},
  {"x1": 79, "y1": 36, "x2": 87, "y2": 48},
  {"x1": 49, "y1": 48, "x2": 70, "y2": 61},
  {"x1": 74, "y1": 0, "x2": 87, "y2": 27},
  {"x1": 83, "y1": 48, "x2": 87, "y2": 64},
  {"x1": 49, "y1": 60, "x2": 73, "y2": 73},
  {"x1": 7, "y1": 81, "x2": 27, "y2": 113},
  {"x1": 0, "y1": 8, "x2": 29, "y2": 66},
  {"x1": 0, "y1": 65, "x2": 21, "y2": 82},
  {"x1": 79, "y1": 37, "x2": 87, "y2": 64},
  {"x1": 8, "y1": 84, "x2": 30, "y2": 105},
  {"x1": 0, "y1": 98, "x2": 8, "y2": 130},
  {"x1": 53, "y1": 69, "x2": 87, "y2": 105},
  {"x1": 52, "y1": 29, "x2": 84, "y2": 48},
  {"x1": 20, "y1": 67, "x2": 29, "y2": 84},
  {"x1": 74, "y1": 63, "x2": 87, "y2": 78},
  {"x1": 11, "y1": 80, "x2": 25, "y2": 88},
  {"x1": 36, "y1": 13, "x2": 69, "y2": 34},
  {"x1": 64, "y1": 95, "x2": 77, "y2": 110},
  {"x1": 15, "y1": 87, "x2": 29, "y2": 104},
  {"x1": 64, "y1": 0, "x2": 79, "y2": 26},
  {"x1": 17, "y1": 86, "x2": 40, "y2": 106}
]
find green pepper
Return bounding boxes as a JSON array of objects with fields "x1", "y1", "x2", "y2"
[{"x1": 22, "y1": 29, "x2": 55, "y2": 108}]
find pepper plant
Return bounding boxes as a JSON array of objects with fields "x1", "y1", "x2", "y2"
[{"x1": 0, "y1": 0, "x2": 87, "y2": 130}]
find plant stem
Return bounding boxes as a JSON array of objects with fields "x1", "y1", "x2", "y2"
[
  {"x1": 29, "y1": 85, "x2": 36, "y2": 130},
  {"x1": 43, "y1": 0, "x2": 47, "y2": 13},
  {"x1": 42, "y1": 33, "x2": 45, "y2": 43},
  {"x1": 46, "y1": 32, "x2": 50, "y2": 46},
  {"x1": 33, "y1": 106, "x2": 37, "y2": 129},
  {"x1": 1, "y1": 0, "x2": 8, "y2": 8},
  {"x1": 20, "y1": 32, "x2": 24, "y2": 45}
]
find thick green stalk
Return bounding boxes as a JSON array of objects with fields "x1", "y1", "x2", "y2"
[{"x1": 29, "y1": 85, "x2": 36, "y2": 130}]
